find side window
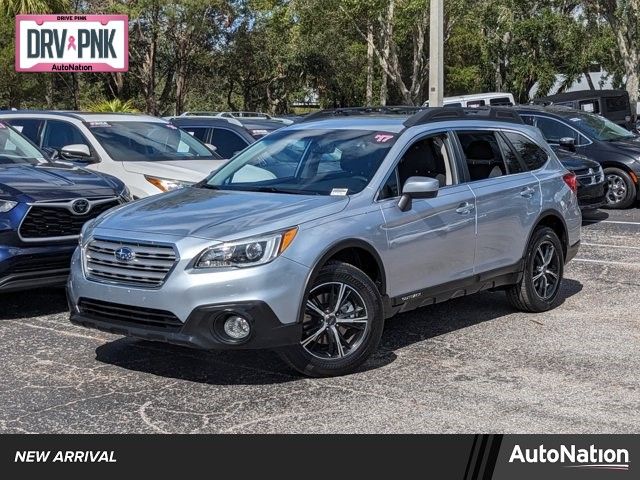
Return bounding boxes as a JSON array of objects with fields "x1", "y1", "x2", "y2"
[
  {"x1": 184, "y1": 127, "x2": 210, "y2": 143},
  {"x1": 578, "y1": 99, "x2": 600, "y2": 114},
  {"x1": 42, "y1": 120, "x2": 89, "y2": 150},
  {"x1": 466, "y1": 99, "x2": 486, "y2": 108},
  {"x1": 489, "y1": 97, "x2": 513, "y2": 106},
  {"x1": 521, "y1": 115, "x2": 535, "y2": 126},
  {"x1": 534, "y1": 117, "x2": 578, "y2": 144},
  {"x1": 379, "y1": 133, "x2": 454, "y2": 200},
  {"x1": 5, "y1": 119, "x2": 43, "y2": 145},
  {"x1": 457, "y1": 131, "x2": 510, "y2": 181},
  {"x1": 210, "y1": 129, "x2": 249, "y2": 158},
  {"x1": 503, "y1": 131, "x2": 549, "y2": 171}
]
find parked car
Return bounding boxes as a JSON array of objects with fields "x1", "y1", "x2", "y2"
[
  {"x1": 0, "y1": 111, "x2": 226, "y2": 198},
  {"x1": 180, "y1": 111, "x2": 294, "y2": 126},
  {"x1": 168, "y1": 116, "x2": 257, "y2": 159},
  {"x1": 68, "y1": 107, "x2": 581, "y2": 377},
  {"x1": 423, "y1": 92, "x2": 515, "y2": 108},
  {"x1": 516, "y1": 105, "x2": 640, "y2": 209},
  {"x1": 532, "y1": 89, "x2": 633, "y2": 129},
  {"x1": 552, "y1": 146, "x2": 607, "y2": 210},
  {"x1": 0, "y1": 121, "x2": 130, "y2": 292}
]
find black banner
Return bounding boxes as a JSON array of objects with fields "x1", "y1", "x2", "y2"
[{"x1": 0, "y1": 434, "x2": 636, "y2": 478}]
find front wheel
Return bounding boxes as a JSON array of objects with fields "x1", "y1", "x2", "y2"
[
  {"x1": 604, "y1": 167, "x2": 637, "y2": 209},
  {"x1": 279, "y1": 261, "x2": 384, "y2": 377},
  {"x1": 506, "y1": 227, "x2": 564, "y2": 313}
]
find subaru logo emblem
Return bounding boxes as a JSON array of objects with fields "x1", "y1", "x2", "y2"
[
  {"x1": 71, "y1": 198, "x2": 90, "y2": 215},
  {"x1": 114, "y1": 247, "x2": 136, "y2": 263}
]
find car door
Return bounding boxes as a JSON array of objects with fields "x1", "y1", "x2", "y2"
[
  {"x1": 378, "y1": 131, "x2": 477, "y2": 298},
  {"x1": 454, "y1": 129, "x2": 541, "y2": 274}
]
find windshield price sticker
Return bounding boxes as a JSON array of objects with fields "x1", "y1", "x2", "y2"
[
  {"x1": 330, "y1": 188, "x2": 349, "y2": 196},
  {"x1": 88, "y1": 121, "x2": 111, "y2": 128},
  {"x1": 0, "y1": 123, "x2": 6, "y2": 129},
  {"x1": 374, "y1": 133, "x2": 395, "y2": 143},
  {"x1": 15, "y1": 14, "x2": 128, "y2": 72}
]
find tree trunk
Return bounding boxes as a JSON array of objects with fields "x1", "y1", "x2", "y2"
[
  {"x1": 366, "y1": 21, "x2": 374, "y2": 106},
  {"x1": 584, "y1": 70, "x2": 596, "y2": 90}
]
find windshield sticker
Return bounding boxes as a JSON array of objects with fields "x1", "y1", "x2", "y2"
[
  {"x1": 330, "y1": 188, "x2": 349, "y2": 196},
  {"x1": 165, "y1": 124, "x2": 178, "y2": 129},
  {"x1": 568, "y1": 117, "x2": 582, "y2": 123},
  {"x1": 0, "y1": 122, "x2": 6, "y2": 128},
  {"x1": 374, "y1": 133, "x2": 394, "y2": 143},
  {"x1": 88, "y1": 121, "x2": 111, "y2": 128}
]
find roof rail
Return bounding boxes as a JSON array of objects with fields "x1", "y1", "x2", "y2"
[
  {"x1": 300, "y1": 105, "x2": 424, "y2": 123},
  {"x1": 404, "y1": 106, "x2": 523, "y2": 127}
]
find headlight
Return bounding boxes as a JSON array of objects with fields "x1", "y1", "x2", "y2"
[
  {"x1": 0, "y1": 200, "x2": 17, "y2": 213},
  {"x1": 145, "y1": 175, "x2": 192, "y2": 192},
  {"x1": 194, "y1": 227, "x2": 298, "y2": 269}
]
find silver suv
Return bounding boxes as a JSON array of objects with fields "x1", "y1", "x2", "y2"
[{"x1": 68, "y1": 107, "x2": 582, "y2": 377}]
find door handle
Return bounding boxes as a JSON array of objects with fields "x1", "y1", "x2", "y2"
[
  {"x1": 456, "y1": 202, "x2": 475, "y2": 214},
  {"x1": 520, "y1": 186, "x2": 536, "y2": 198}
]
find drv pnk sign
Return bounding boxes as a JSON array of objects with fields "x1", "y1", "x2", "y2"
[{"x1": 15, "y1": 15, "x2": 128, "y2": 72}]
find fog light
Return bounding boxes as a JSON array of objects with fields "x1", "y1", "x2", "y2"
[{"x1": 223, "y1": 316, "x2": 251, "y2": 340}]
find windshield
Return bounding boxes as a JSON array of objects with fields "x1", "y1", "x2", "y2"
[
  {"x1": 567, "y1": 113, "x2": 636, "y2": 141},
  {"x1": 0, "y1": 123, "x2": 47, "y2": 166},
  {"x1": 205, "y1": 128, "x2": 398, "y2": 195},
  {"x1": 88, "y1": 121, "x2": 220, "y2": 161}
]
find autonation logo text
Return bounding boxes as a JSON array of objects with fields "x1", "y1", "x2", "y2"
[{"x1": 509, "y1": 444, "x2": 630, "y2": 471}]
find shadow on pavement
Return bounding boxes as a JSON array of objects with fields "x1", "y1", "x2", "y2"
[
  {"x1": 582, "y1": 209, "x2": 609, "y2": 225},
  {"x1": 0, "y1": 287, "x2": 67, "y2": 320},
  {"x1": 95, "y1": 278, "x2": 583, "y2": 385}
]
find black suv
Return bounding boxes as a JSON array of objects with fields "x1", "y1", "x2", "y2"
[{"x1": 516, "y1": 105, "x2": 640, "y2": 209}]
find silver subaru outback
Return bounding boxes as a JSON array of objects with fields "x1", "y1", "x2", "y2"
[{"x1": 68, "y1": 107, "x2": 581, "y2": 377}]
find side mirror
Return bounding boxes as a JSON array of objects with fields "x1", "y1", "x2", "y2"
[
  {"x1": 398, "y1": 176, "x2": 439, "y2": 211},
  {"x1": 60, "y1": 144, "x2": 92, "y2": 160},
  {"x1": 558, "y1": 137, "x2": 576, "y2": 152}
]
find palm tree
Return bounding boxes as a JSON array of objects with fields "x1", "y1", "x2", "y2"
[
  {"x1": 86, "y1": 99, "x2": 139, "y2": 113},
  {"x1": 2, "y1": 0, "x2": 70, "y2": 15}
]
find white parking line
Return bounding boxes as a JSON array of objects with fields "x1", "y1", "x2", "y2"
[
  {"x1": 573, "y1": 258, "x2": 640, "y2": 267},
  {"x1": 583, "y1": 220, "x2": 640, "y2": 226},
  {"x1": 582, "y1": 242, "x2": 640, "y2": 250}
]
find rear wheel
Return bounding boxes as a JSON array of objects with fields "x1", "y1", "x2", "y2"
[
  {"x1": 604, "y1": 167, "x2": 636, "y2": 209},
  {"x1": 506, "y1": 227, "x2": 564, "y2": 313},
  {"x1": 279, "y1": 261, "x2": 384, "y2": 377}
]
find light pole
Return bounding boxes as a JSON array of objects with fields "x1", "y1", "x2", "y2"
[{"x1": 428, "y1": 0, "x2": 444, "y2": 107}]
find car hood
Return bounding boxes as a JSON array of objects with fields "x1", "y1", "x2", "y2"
[
  {"x1": 95, "y1": 187, "x2": 349, "y2": 241},
  {"x1": 122, "y1": 159, "x2": 228, "y2": 182},
  {"x1": 552, "y1": 147, "x2": 600, "y2": 170},
  {"x1": 599, "y1": 136, "x2": 640, "y2": 157},
  {"x1": 0, "y1": 163, "x2": 117, "y2": 201}
]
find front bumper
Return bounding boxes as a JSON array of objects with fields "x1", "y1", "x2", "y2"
[
  {"x1": 67, "y1": 229, "x2": 311, "y2": 349},
  {"x1": 69, "y1": 297, "x2": 302, "y2": 350},
  {"x1": 0, "y1": 243, "x2": 75, "y2": 292}
]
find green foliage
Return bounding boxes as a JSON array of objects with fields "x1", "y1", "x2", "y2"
[
  {"x1": 85, "y1": 98, "x2": 139, "y2": 112},
  {"x1": 0, "y1": 0, "x2": 633, "y2": 112}
]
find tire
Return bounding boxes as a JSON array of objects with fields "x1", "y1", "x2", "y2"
[
  {"x1": 506, "y1": 227, "x2": 564, "y2": 313},
  {"x1": 603, "y1": 167, "x2": 637, "y2": 209},
  {"x1": 279, "y1": 261, "x2": 384, "y2": 377}
]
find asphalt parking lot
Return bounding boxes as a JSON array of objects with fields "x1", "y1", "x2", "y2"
[{"x1": 0, "y1": 208, "x2": 638, "y2": 434}]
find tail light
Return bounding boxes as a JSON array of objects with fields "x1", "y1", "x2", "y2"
[{"x1": 563, "y1": 172, "x2": 578, "y2": 194}]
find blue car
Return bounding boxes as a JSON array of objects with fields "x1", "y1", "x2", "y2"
[{"x1": 0, "y1": 121, "x2": 130, "y2": 292}]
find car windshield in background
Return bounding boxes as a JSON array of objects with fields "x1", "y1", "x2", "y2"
[
  {"x1": 88, "y1": 121, "x2": 218, "y2": 161},
  {"x1": 568, "y1": 113, "x2": 636, "y2": 141},
  {"x1": 0, "y1": 124, "x2": 47, "y2": 166},
  {"x1": 205, "y1": 128, "x2": 398, "y2": 195}
]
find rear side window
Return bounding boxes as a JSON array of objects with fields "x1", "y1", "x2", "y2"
[
  {"x1": 489, "y1": 97, "x2": 513, "y2": 106},
  {"x1": 579, "y1": 99, "x2": 600, "y2": 114},
  {"x1": 5, "y1": 119, "x2": 43, "y2": 145},
  {"x1": 457, "y1": 131, "x2": 518, "y2": 181},
  {"x1": 210, "y1": 129, "x2": 249, "y2": 158},
  {"x1": 605, "y1": 96, "x2": 629, "y2": 113},
  {"x1": 184, "y1": 127, "x2": 210, "y2": 143},
  {"x1": 503, "y1": 132, "x2": 548, "y2": 171}
]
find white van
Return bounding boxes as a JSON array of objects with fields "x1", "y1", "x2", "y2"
[{"x1": 423, "y1": 92, "x2": 515, "y2": 108}]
